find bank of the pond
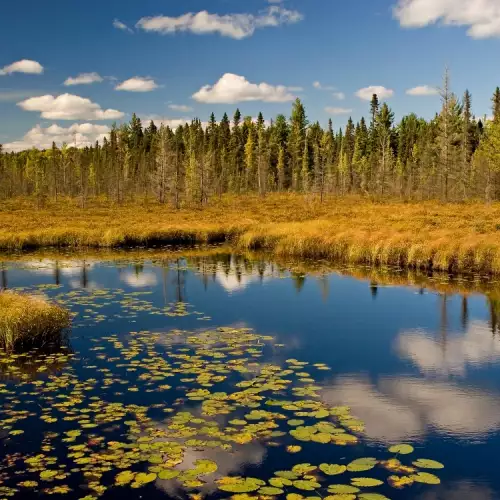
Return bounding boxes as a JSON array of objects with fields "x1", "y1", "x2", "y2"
[
  {"x1": 2, "y1": 194, "x2": 500, "y2": 274},
  {"x1": 0, "y1": 291, "x2": 71, "y2": 350}
]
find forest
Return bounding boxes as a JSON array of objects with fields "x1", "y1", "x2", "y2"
[{"x1": 1, "y1": 75, "x2": 500, "y2": 207}]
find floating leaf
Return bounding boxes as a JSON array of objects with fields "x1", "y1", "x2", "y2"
[
  {"x1": 115, "y1": 471, "x2": 135, "y2": 486},
  {"x1": 288, "y1": 419, "x2": 305, "y2": 427},
  {"x1": 259, "y1": 487, "x2": 284, "y2": 495},
  {"x1": 351, "y1": 478, "x2": 383, "y2": 487},
  {"x1": 388, "y1": 475, "x2": 414, "y2": 489},
  {"x1": 293, "y1": 480, "x2": 320, "y2": 491},
  {"x1": 286, "y1": 445, "x2": 302, "y2": 454},
  {"x1": 311, "y1": 432, "x2": 331, "y2": 444},
  {"x1": 194, "y1": 459, "x2": 218, "y2": 475},
  {"x1": 217, "y1": 477, "x2": 264, "y2": 493},
  {"x1": 319, "y1": 464, "x2": 346, "y2": 476},
  {"x1": 292, "y1": 464, "x2": 317, "y2": 475},
  {"x1": 324, "y1": 495, "x2": 356, "y2": 500},
  {"x1": 346, "y1": 458, "x2": 377, "y2": 472},
  {"x1": 412, "y1": 472, "x2": 440, "y2": 485},
  {"x1": 286, "y1": 494, "x2": 304, "y2": 500},
  {"x1": 270, "y1": 478, "x2": 292, "y2": 488},
  {"x1": 158, "y1": 470, "x2": 180, "y2": 480},
  {"x1": 388, "y1": 444, "x2": 414, "y2": 455},
  {"x1": 412, "y1": 459, "x2": 444, "y2": 470},
  {"x1": 327, "y1": 485, "x2": 360, "y2": 494},
  {"x1": 358, "y1": 494, "x2": 390, "y2": 500}
]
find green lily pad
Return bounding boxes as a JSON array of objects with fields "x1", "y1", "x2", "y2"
[
  {"x1": 327, "y1": 485, "x2": 360, "y2": 494},
  {"x1": 412, "y1": 459, "x2": 444, "y2": 469},
  {"x1": 319, "y1": 464, "x2": 347, "y2": 476},
  {"x1": 351, "y1": 478, "x2": 383, "y2": 487},
  {"x1": 388, "y1": 444, "x2": 414, "y2": 455},
  {"x1": 293, "y1": 480, "x2": 320, "y2": 491},
  {"x1": 346, "y1": 458, "x2": 377, "y2": 472},
  {"x1": 412, "y1": 472, "x2": 440, "y2": 485}
]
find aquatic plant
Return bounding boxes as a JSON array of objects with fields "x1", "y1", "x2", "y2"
[
  {"x1": 0, "y1": 325, "x2": 445, "y2": 499},
  {"x1": 0, "y1": 291, "x2": 71, "y2": 350}
]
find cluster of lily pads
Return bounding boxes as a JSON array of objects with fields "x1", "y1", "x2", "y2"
[{"x1": 0, "y1": 322, "x2": 444, "y2": 500}]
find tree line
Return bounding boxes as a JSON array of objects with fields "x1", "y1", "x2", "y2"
[{"x1": 1, "y1": 73, "x2": 500, "y2": 207}]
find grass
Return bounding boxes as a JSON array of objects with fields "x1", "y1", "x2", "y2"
[
  {"x1": 2, "y1": 194, "x2": 500, "y2": 274},
  {"x1": 0, "y1": 291, "x2": 71, "y2": 351}
]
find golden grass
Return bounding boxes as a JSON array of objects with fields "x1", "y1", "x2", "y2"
[
  {"x1": 0, "y1": 291, "x2": 71, "y2": 351},
  {"x1": 1, "y1": 194, "x2": 500, "y2": 274}
]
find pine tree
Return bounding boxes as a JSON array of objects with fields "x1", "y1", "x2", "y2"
[
  {"x1": 289, "y1": 98, "x2": 308, "y2": 191},
  {"x1": 493, "y1": 87, "x2": 500, "y2": 124}
]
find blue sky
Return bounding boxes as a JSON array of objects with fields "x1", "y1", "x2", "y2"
[{"x1": 1, "y1": 0, "x2": 499, "y2": 151}]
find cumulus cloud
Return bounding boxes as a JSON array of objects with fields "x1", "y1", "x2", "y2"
[
  {"x1": 325, "y1": 107, "x2": 352, "y2": 115},
  {"x1": 113, "y1": 19, "x2": 133, "y2": 33},
  {"x1": 0, "y1": 59, "x2": 44, "y2": 76},
  {"x1": 332, "y1": 91, "x2": 345, "y2": 100},
  {"x1": 192, "y1": 73, "x2": 295, "y2": 104},
  {"x1": 115, "y1": 77, "x2": 159, "y2": 92},
  {"x1": 64, "y1": 72, "x2": 103, "y2": 86},
  {"x1": 3, "y1": 123, "x2": 110, "y2": 152},
  {"x1": 393, "y1": 0, "x2": 500, "y2": 39},
  {"x1": 136, "y1": 6, "x2": 303, "y2": 39},
  {"x1": 17, "y1": 93, "x2": 124, "y2": 120},
  {"x1": 168, "y1": 104, "x2": 194, "y2": 112},
  {"x1": 355, "y1": 85, "x2": 394, "y2": 100},
  {"x1": 313, "y1": 81, "x2": 335, "y2": 91},
  {"x1": 406, "y1": 84, "x2": 439, "y2": 96}
]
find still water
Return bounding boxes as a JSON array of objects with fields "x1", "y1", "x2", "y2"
[{"x1": 1, "y1": 251, "x2": 500, "y2": 500}]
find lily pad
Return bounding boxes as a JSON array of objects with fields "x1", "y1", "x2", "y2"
[
  {"x1": 319, "y1": 464, "x2": 347, "y2": 476},
  {"x1": 412, "y1": 472, "x2": 441, "y2": 485},
  {"x1": 388, "y1": 444, "x2": 414, "y2": 455},
  {"x1": 351, "y1": 478, "x2": 383, "y2": 487},
  {"x1": 412, "y1": 459, "x2": 444, "y2": 469}
]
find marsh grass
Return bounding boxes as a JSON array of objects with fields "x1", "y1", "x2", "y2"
[
  {"x1": 0, "y1": 291, "x2": 71, "y2": 351},
  {"x1": 2, "y1": 194, "x2": 500, "y2": 273}
]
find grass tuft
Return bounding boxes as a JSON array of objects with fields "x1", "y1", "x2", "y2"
[{"x1": 0, "y1": 291, "x2": 71, "y2": 351}]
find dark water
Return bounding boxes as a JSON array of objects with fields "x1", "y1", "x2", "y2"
[{"x1": 1, "y1": 252, "x2": 500, "y2": 500}]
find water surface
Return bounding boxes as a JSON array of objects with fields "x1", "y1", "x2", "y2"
[{"x1": 1, "y1": 251, "x2": 500, "y2": 500}]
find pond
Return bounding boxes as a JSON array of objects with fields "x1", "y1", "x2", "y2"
[{"x1": 1, "y1": 250, "x2": 500, "y2": 500}]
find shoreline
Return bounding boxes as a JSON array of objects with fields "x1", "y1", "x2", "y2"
[{"x1": 2, "y1": 194, "x2": 500, "y2": 275}]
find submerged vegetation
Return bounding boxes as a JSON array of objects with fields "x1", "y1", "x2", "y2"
[
  {"x1": 2, "y1": 195, "x2": 500, "y2": 274},
  {"x1": 0, "y1": 324, "x2": 444, "y2": 499},
  {"x1": 0, "y1": 291, "x2": 71, "y2": 350}
]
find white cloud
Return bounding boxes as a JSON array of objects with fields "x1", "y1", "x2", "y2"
[
  {"x1": 115, "y1": 77, "x2": 159, "y2": 92},
  {"x1": 313, "y1": 81, "x2": 335, "y2": 91},
  {"x1": 406, "y1": 84, "x2": 439, "y2": 96},
  {"x1": 0, "y1": 59, "x2": 44, "y2": 76},
  {"x1": 3, "y1": 123, "x2": 110, "y2": 152},
  {"x1": 113, "y1": 19, "x2": 133, "y2": 33},
  {"x1": 136, "y1": 6, "x2": 303, "y2": 39},
  {"x1": 325, "y1": 107, "x2": 353, "y2": 115},
  {"x1": 168, "y1": 104, "x2": 194, "y2": 112},
  {"x1": 18, "y1": 93, "x2": 124, "y2": 120},
  {"x1": 192, "y1": 73, "x2": 295, "y2": 104},
  {"x1": 332, "y1": 91, "x2": 345, "y2": 100},
  {"x1": 393, "y1": 0, "x2": 500, "y2": 38},
  {"x1": 64, "y1": 72, "x2": 103, "y2": 86},
  {"x1": 355, "y1": 85, "x2": 394, "y2": 101},
  {"x1": 287, "y1": 86, "x2": 304, "y2": 92}
]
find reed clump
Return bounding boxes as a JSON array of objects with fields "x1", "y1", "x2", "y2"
[
  {"x1": 0, "y1": 291, "x2": 71, "y2": 351},
  {"x1": 1, "y1": 194, "x2": 500, "y2": 274}
]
